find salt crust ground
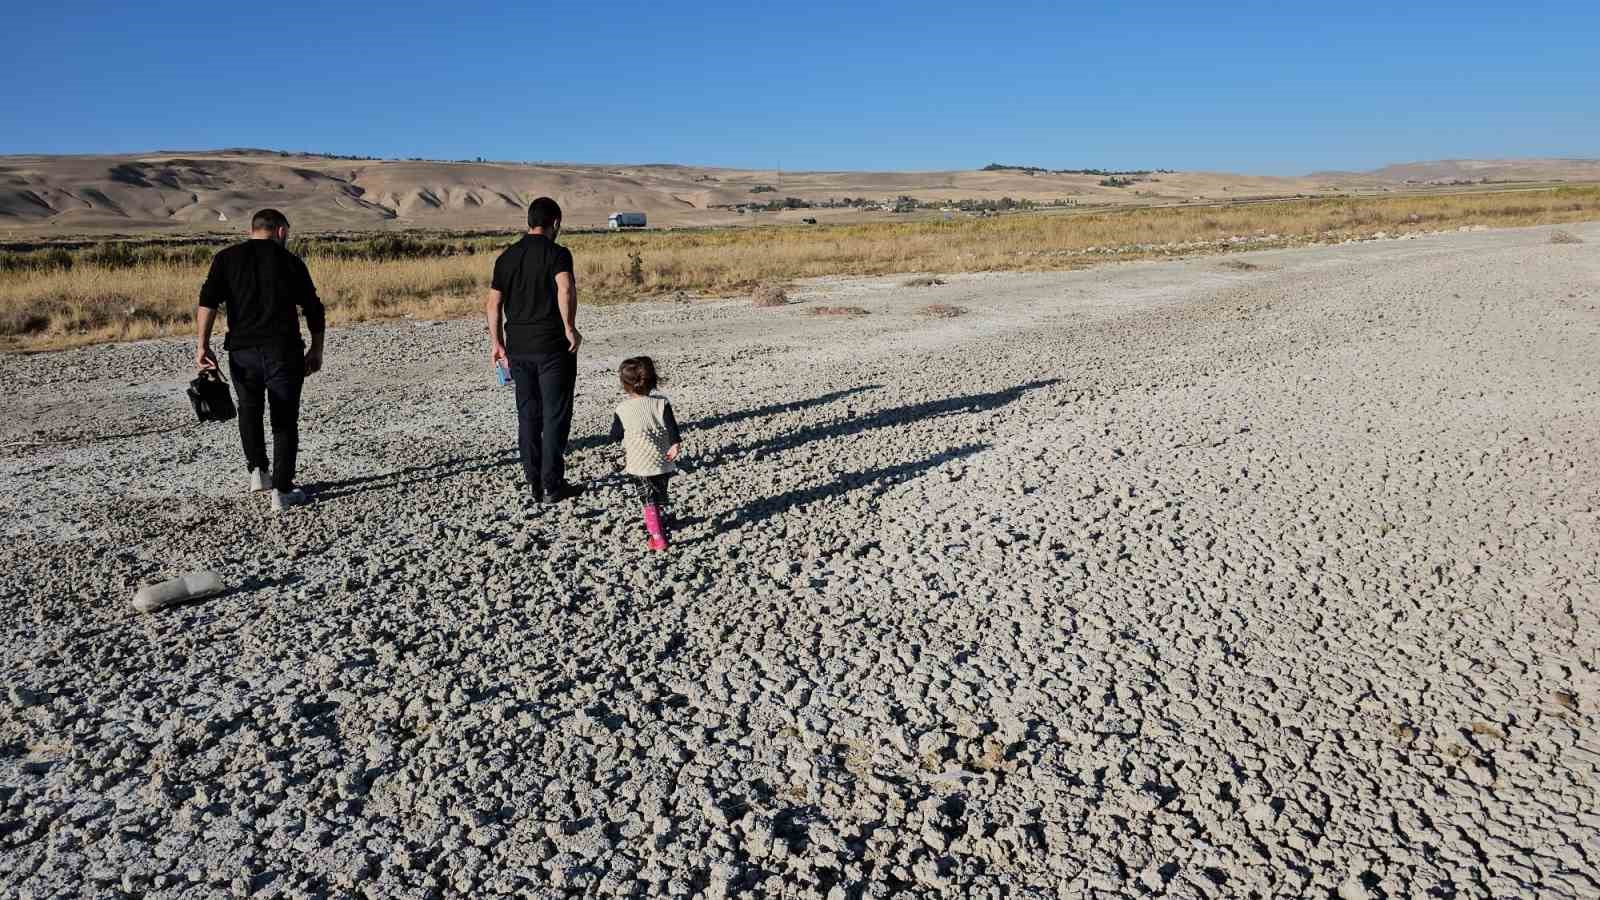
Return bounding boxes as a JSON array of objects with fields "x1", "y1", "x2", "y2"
[{"x1": 1, "y1": 224, "x2": 1597, "y2": 899}]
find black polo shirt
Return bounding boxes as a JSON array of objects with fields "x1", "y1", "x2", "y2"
[
  {"x1": 491, "y1": 234, "x2": 574, "y2": 355},
  {"x1": 198, "y1": 239, "x2": 325, "y2": 350}
]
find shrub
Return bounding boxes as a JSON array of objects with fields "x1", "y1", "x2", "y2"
[
  {"x1": 753, "y1": 283, "x2": 788, "y2": 307},
  {"x1": 1550, "y1": 229, "x2": 1584, "y2": 244},
  {"x1": 903, "y1": 275, "x2": 946, "y2": 287},
  {"x1": 82, "y1": 242, "x2": 138, "y2": 268},
  {"x1": 921, "y1": 303, "x2": 965, "y2": 318},
  {"x1": 809, "y1": 305, "x2": 868, "y2": 316},
  {"x1": 0, "y1": 304, "x2": 51, "y2": 334},
  {"x1": 627, "y1": 251, "x2": 644, "y2": 286},
  {"x1": 179, "y1": 245, "x2": 216, "y2": 266},
  {"x1": 0, "y1": 248, "x2": 74, "y2": 273},
  {"x1": 750, "y1": 185, "x2": 777, "y2": 194}
]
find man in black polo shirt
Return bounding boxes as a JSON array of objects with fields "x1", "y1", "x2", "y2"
[
  {"x1": 486, "y1": 197, "x2": 583, "y2": 503},
  {"x1": 196, "y1": 208, "x2": 326, "y2": 512}
]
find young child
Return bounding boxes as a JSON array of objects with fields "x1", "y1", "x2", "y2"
[{"x1": 608, "y1": 356, "x2": 682, "y2": 551}]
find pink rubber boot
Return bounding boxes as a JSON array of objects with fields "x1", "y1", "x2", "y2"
[{"x1": 643, "y1": 504, "x2": 669, "y2": 551}]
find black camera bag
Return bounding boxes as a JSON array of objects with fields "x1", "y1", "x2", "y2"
[{"x1": 188, "y1": 369, "x2": 236, "y2": 422}]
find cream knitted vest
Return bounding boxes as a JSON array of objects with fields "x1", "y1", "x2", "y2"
[{"x1": 616, "y1": 394, "x2": 677, "y2": 476}]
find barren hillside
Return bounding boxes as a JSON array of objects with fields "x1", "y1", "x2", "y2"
[
  {"x1": 1360, "y1": 158, "x2": 1600, "y2": 184},
  {"x1": 3, "y1": 150, "x2": 1597, "y2": 235}
]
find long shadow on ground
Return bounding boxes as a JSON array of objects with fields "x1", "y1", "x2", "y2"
[
  {"x1": 567, "y1": 384, "x2": 882, "y2": 453},
  {"x1": 304, "y1": 380, "x2": 1046, "y2": 507},
  {"x1": 704, "y1": 442, "x2": 990, "y2": 538},
  {"x1": 303, "y1": 452, "x2": 517, "y2": 500},
  {"x1": 302, "y1": 385, "x2": 881, "y2": 501},
  {"x1": 681, "y1": 379, "x2": 1056, "y2": 541},
  {"x1": 696, "y1": 379, "x2": 1058, "y2": 470}
]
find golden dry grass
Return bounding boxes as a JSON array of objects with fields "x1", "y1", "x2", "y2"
[
  {"x1": 0, "y1": 255, "x2": 490, "y2": 348},
  {"x1": 4, "y1": 186, "x2": 1598, "y2": 351}
]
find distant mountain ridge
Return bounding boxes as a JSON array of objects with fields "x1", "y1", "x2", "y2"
[
  {"x1": 1310, "y1": 158, "x2": 1600, "y2": 183},
  {"x1": 3, "y1": 151, "x2": 1595, "y2": 234}
]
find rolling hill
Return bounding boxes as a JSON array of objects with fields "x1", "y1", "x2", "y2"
[{"x1": 3, "y1": 149, "x2": 1596, "y2": 235}]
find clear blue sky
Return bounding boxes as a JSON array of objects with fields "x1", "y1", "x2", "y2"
[{"x1": 4, "y1": 1, "x2": 1596, "y2": 174}]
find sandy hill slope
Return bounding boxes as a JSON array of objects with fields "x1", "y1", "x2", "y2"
[
  {"x1": 1362, "y1": 158, "x2": 1600, "y2": 183},
  {"x1": 2, "y1": 150, "x2": 1596, "y2": 234},
  {"x1": 1305, "y1": 158, "x2": 1600, "y2": 185}
]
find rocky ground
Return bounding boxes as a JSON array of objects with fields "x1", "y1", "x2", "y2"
[{"x1": 1, "y1": 224, "x2": 1597, "y2": 899}]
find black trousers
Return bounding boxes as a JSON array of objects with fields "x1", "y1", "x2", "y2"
[
  {"x1": 228, "y1": 342, "x2": 305, "y2": 492},
  {"x1": 631, "y1": 473, "x2": 671, "y2": 506},
  {"x1": 509, "y1": 351, "x2": 577, "y2": 494}
]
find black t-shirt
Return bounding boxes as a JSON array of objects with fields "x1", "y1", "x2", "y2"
[
  {"x1": 198, "y1": 239, "x2": 325, "y2": 350},
  {"x1": 491, "y1": 234, "x2": 574, "y2": 355}
]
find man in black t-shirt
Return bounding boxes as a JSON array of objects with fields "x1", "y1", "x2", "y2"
[
  {"x1": 487, "y1": 197, "x2": 584, "y2": 503},
  {"x1": 196, "y1": 208, "x2": 326, "y2": 512}
]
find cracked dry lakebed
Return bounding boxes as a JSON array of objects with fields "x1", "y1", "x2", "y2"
[{"x1": 1, "y1": 223, "x2": 1598, "y2": 898}]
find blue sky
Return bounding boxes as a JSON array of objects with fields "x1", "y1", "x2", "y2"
[{"x1": 4, "y1": 2, "x2": 1596, "y2": 174}]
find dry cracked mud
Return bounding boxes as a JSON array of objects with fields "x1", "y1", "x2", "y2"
[{"x1": 2, "y1": 224, "x2": 1597, "y2": 899}]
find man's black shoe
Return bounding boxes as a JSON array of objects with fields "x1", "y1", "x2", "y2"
[{"x1": 540, "y1": 483, "x2": 585, "y2": 505}]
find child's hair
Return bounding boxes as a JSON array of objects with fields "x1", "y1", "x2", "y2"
[{"x1": 619, "y1": 356, "x2": 658, "y2": 395}]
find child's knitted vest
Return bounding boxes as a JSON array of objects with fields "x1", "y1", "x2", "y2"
[{"x1": 615, "y1": 394, "x2": 678, "y2": 476}]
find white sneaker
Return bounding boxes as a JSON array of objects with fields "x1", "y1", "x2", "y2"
[
  {"x1": 270, "y1": 488, "x2": 308, "y2": 512},
  {"x1": 249, "y1": 468, "x2": 270, "y2": 492}
]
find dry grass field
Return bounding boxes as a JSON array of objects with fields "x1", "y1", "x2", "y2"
[{"x1": 3, "y1": 186, "x2": 1598, "y2": 351}]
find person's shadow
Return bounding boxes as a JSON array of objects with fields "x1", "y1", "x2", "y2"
[
  {"x1": 669, "y1": 379, "x2": 1059, "y2": 542},
  {"x1": 303, "y1": 451, "x2": 517, "y2": 501},
  {"x1": 566, "y1": 383, "x2": 881, "y2": 453},
  {"x1": 703, "y1": 442, "x2": 991, "y2": 539},
  {"x1": 305, "y1": 379, "x2": 1055, "y2": 516},
  {"x1": 694, "y1": 378, "x2": 1058, "y2": 471},
  {"x1": 307, "y1": 384, "x2": 883, "y2": 499}
]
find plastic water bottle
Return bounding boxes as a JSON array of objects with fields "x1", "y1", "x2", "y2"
[{"x1": 496, "y1": 364, "x2": 511, "y2": 386}]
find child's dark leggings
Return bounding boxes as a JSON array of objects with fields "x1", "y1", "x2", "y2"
[{"x1": 632, "y1": 473, "x2": 671, "y2": 506}]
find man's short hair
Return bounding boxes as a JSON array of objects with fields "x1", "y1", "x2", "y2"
[
  {"x1": 251, "y1": 208, "x2": 290, "y2": 232},
  {"x1": 528, "y1": 197, "x2": 563, "y2": 230}
]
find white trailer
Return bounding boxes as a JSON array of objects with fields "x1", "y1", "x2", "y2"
[{"x1": 608, "y1": 211, "x2": 647, "y2": 229}]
